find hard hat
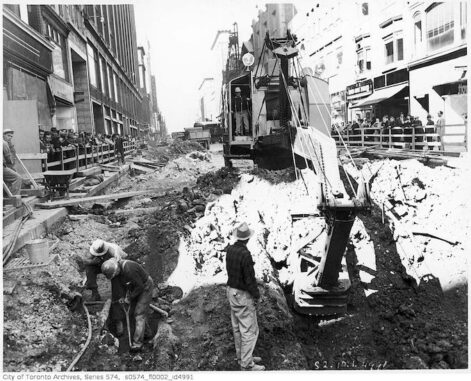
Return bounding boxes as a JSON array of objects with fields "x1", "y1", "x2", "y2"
[
  {"x1": 90, "y1": 239, "x2": 108, "y2": 256},
  {"x1": 235, "y1": 87, "x2": 241, "y2": 93},
  {"x1": 233, "y1": 222, "x2": 254, "y2": 241},
  {"x1": 101, "y1": 258, "x2": 120, "y2": 279},
  {"x1": 3, "y1": 129, "x2": 14, "y2": 134}
]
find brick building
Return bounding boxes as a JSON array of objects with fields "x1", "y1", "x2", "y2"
[{"x1": 3, "y1": 4, "x2": 154, "y2": 141}]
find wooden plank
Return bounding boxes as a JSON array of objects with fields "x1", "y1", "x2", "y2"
[
  {"x1": 20, "y1": 188, "x2": 47, "y2": 197},
  {"x1": 75, "y1": 166, "x2": 102, "y2": 177},
  {"x1": 36, "y1": 188, "x2": 170, "y2": 209},
  {"x1": 17, "y1": 153, "x2": 48, "y2": 160},
  {"x1": 4, "y1": 196, "x2": 22, "y2": 207}
]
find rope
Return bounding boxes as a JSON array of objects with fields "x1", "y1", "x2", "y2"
[{"x1": 66, "y1": 302, "x2": 92, "y2": 371}]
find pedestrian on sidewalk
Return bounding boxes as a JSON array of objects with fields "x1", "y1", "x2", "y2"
[
  {"x1": 101, "y1": 258, "x2": 154, "y2": 351},
  {"x1": 436, "y1": 111, "x2": 446, "y2": 151},
  {"x1": 3, "y1": 129, "x2": 23, "y2": 195},
  {"x1": 225, "y1": 222, "x2": 265, "y2": 371}
]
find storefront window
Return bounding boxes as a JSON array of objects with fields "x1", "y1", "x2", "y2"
[{"x1": 426, "y1": 2, "x2": 454, "y2": 51}]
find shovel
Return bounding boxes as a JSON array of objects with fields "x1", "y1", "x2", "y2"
[{"x1": 120, "y1": 302, "x2": 132, "y2": 348}]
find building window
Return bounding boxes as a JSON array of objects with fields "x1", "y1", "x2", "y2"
[
  {"x1": 99, "y1": 56, "x2": 106, "y2": 93},
  {"x1": 107, "y1": 65, "x2": 114, "y2": 100},
  {"x1": 87, "y1": 43, "x2": 99, "y2": 88},
  {"x1": 385, "y1": 40, "x2": 394, "y2": 64},
  {"x1": 357, "y1": 47, "x2": 371, "y2": 73},
  {"x1": 426, "y1": 2, "x2": 454, "y2": 52},
  {"x1": 113, "y1": 73, "x2": 119, "y2": 102},
  {"x1": 361, "y1": 2, "x2": 368, "y2": 15},
  {"x1": 384, "y1": 33, "x2": 403, "y2": 64},
  {"x1": 414, "y1": 13, "x2": 422, "y2": 47},
  {"x1": 19, "y1": 4, "x2": 28, "y2": 23},
  {"x1": 460, "y1": 1, "x2": 467, "y2": 40},
  {"x1": 397, "y1": 38, "x2": 403, "y2": 60}
]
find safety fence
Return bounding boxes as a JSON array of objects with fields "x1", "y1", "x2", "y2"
[
  {"x1": 331, "y1": 124, "x2": 467, "y2": 153},
  {"x1": 43, "y1": 140, "x2": 140, "y2": 171}
]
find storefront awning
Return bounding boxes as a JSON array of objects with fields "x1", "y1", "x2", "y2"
[
  {"x1": 350, "y1": 84, "x2": 408, "y2": 108},
  {"x1": 433, "y1": 74, "x2": 467, "y2": 96}
]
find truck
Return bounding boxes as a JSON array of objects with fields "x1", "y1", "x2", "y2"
[{"x1": 184, "y1": 127, "x2": 211, "y2": 150}]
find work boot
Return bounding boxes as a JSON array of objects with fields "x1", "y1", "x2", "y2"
[
  {"x1": 130, "y1": 342, "x2": 143, "y2": 352},
  {"x1": 91, "y1": 289, "x2": 101, "y2": 301},
  {"x1": 115, "y1": 321, "x2": 124, "y2": 337},
  {"x1": 241, "y1": 363, "x2": 265, "y2": 371},
  {"x1": 237, "y1": 356, "x2": 262, "y2": 365}
]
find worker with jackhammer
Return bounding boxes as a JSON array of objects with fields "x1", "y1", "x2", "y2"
[
  {"x1": 225, "y1": 222, "x2": 265, "y2": 371},
  {"x1": 101, "y1": 258, "x2": 154, "y2": 351}
]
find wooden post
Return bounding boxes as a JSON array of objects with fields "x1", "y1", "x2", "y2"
[
  {"x1": 75, "y1": 146, "x2": 79, "y2": 172},
  {"x1": 60, "y1": 148, "x2": 64, "y2": 170},
  {"x1": 361, "y1": 127, "x2": 364, "y2": 148},
  {"x1": 412, "y1": 127, "x2": 415, "y2": 150},
  {"x1": 388, "y1": 129, "x2": 392, "y2": 148}
]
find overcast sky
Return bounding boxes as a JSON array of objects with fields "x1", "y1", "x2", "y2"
[{"x1": 134, "y1": 0, "x2": 261, "y2": 133}]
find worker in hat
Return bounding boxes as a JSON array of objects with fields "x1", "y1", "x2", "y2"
[
  {"x1": 225, "y1": 222, "x2": 264, "y2": 371},
  {"x1": 80, "y1": 239, "x2": 129, "y2": 335},
  {"x1": 101, "y1": 258, "x2": 154, "y2": 351},
  {"x1": 231, "y1": 87, "x2": 251, "y2": 136},
  {"x1": 3, "y1": 129, "x2": 23, "y2": 195}
]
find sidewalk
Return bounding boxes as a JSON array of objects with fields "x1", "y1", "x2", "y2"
[{"x1": 2, "y1": 207, "x2": 68, "y2": 254}]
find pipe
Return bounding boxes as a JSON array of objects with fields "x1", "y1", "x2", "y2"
[
  {"x1": 66, "y1": 302, "x2": 92, "y2": 371},
  {"x1": 150, "y1": 303, "x2": 169, "y2": 318}
]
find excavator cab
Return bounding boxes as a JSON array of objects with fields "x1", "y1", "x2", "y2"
[{"x1": 223, "y1": 73, "x2": 254, "y2": 166}]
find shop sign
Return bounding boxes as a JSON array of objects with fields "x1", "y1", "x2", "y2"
[{"x1": 346, "y1": 79, "x2": 373, "y2": 100}]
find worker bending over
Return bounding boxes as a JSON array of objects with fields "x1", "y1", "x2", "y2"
[
  {"x1": 102, "y1": 258, "x2": 154, "y2": 351},
  {"x1": 83, "y1": 239, "x2": 128, "y2": 301},
  {"x1": 81, "y1": 239, "x2": 128, "y2": 336}
]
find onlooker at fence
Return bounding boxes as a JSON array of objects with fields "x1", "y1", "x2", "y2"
[
  {"x1": 425, "y1": 114, "x2": 435, "y2": 147},
  {"x1": 372, "y1": 118, "x2": 381, "y2": 143},
  {"x1": 113, "y1": 134, "x2": 125, "y2": 165},
  {"x1": 426, "y1": 114, "x2": 434, "y2": 125},
  {"x1": 351, "y1": 119, "x2": 360, "y2": 135},
  {"x1": 436, "y1": 111, "x2": 445, "y2": 151}
]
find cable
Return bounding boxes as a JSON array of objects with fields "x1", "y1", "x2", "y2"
[{"x1": 66, "y1": 302, "x2": 92, "y2": 372}]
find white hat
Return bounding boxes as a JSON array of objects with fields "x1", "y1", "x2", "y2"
[
  {"x1": 233, "y1": 222, "x2": 254, "y2": 241},
  {"x1": 90, "y1": 239, "x2": 108, "y2": 256},
  {"x1": 235, "y1": 87, "x2": 241, "y2": 93},
  {"x1": 3, "y1": 129, "x2": 14, "y2": 134}
]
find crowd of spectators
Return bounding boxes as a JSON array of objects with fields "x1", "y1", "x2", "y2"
[
  {"x1": 331, "y1": 111, "x2": 447, "y2": 150},
  {"x1": 39, "y1": 128, "x2": 137, "y2": 169}
]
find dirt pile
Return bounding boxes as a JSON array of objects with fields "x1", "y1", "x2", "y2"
[
  {"x1": 143, "y1": 140, "x2": 205, "y2": 163},
  {"x1": 345, "y1": 157, "x2": 469, "y2": 290}
]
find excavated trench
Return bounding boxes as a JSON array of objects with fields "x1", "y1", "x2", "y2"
[
  {"x1": 4, "y1": 147, "x2": 467, "y2": 371},
  {"x1": 106, "y1": 157, "x2": 467, "y2": 370}
]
